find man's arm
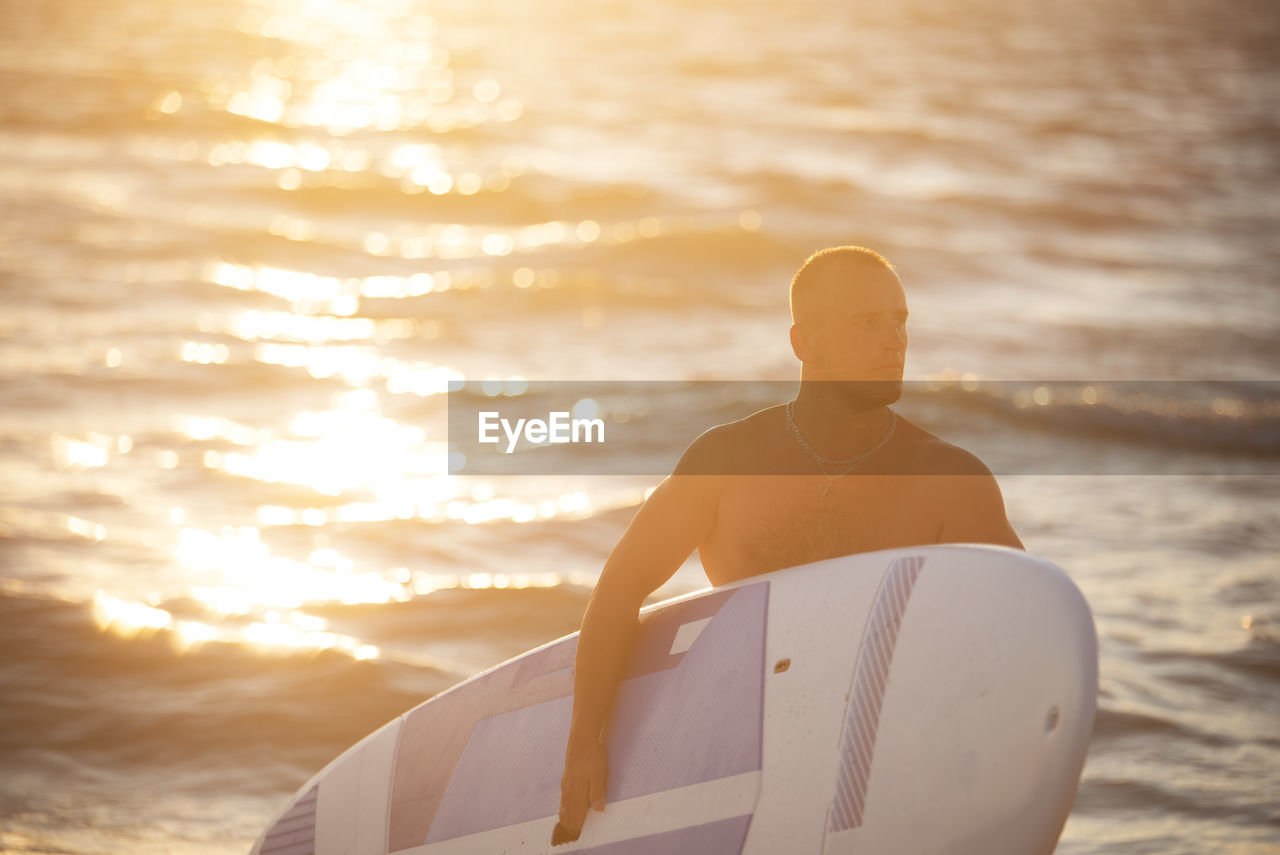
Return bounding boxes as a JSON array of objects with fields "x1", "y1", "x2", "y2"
[
  {"x1": 554, "y1": 467, "x2": 720, "y2": 844},
  {"x1": 936, "y1": 471, "x2": 1024, "y2": 549}
]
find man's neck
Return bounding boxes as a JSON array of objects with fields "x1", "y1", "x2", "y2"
[{"x1": 790, "y1": 382, "x2": 894, "y2": 459}]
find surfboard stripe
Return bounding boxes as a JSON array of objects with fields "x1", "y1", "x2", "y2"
[
  {"x1": 849, "y1": 695, "x2": 873, "y2": 755},
  {"x1": 851, "y1": 694, "x2": 876, "y2": 758},
  {"x1": 828, "y1": 555, "x2": 925, "y2": 833}
]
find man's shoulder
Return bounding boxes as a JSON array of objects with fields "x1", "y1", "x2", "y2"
[
  {"x1": 707, "y1": 404, "x2": 786, "y2": 443},
  {"x1": 674, "y1": 405, "x2": 785, "y2": 476},
  {"x1": 890, "y1": 416, "x2": 993, "y2": 477},
  {"x1": 892, "y1": 417, "x2": 1021, "y2": 547}
]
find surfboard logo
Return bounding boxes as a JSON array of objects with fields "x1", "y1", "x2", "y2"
[{"x1": 828, "y1": 555, "x2": 926, "y2": 832}]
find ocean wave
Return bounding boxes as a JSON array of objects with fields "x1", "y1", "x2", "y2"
[
  {"x1": 1091, "y1": 706, "x2": 1233, "y2": 748},
  {"x1": 915, "y1": 381, "x2": 1280, "y2": 458},
  {"x1": 1136, "y1": 637, "x2": 1280, "y2": 683},
  {"x1": 0, "y1": 588, "x2": 586, "y2": 773},
  {"x1": 1074, "y1": 777, "x2": 1277, "y2": 826}
]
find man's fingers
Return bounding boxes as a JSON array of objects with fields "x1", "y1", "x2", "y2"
[
  {"x1": 555, "y1": 743, "x2": 608, "y2": 844},
  {"x1": 552, "y1": 808, "x2": 583, "y2": 845},
  {"x1": 551, "y1": 821, "x2": 577, "y2": 846},
  {"x1": 553, "y1": 791, "x2": 586, "y2": 846},
  {"x1": 589, "y1": 769, "x2": 607, "y2": 812},
  {"x1": 560, "y1": 799, "x2": 585, "y2": 835}
]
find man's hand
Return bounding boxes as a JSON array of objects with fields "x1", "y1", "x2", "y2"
[{"x1": 552, "y1": 738, "x2": 608, "y2": 845}]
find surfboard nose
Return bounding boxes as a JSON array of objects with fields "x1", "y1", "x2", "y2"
[{"x1": 750, "y1": 547, "x2": 1097, "y2": 855}]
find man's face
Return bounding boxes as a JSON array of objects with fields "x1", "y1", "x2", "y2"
[{"x1": 791, "y1": 262, "x2": 909, "y2": 405}]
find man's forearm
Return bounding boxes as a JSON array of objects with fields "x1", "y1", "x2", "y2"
[
  {"x1": 566, "y1": 582, "x2": 643, "y2": 751},
  {"x1": 556, "y1": 474, "x2": 715, "y2": 843}
]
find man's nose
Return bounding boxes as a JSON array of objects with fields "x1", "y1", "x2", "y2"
[{"x1": 878, "y1": 322, "x2": 907, "y2": 351}]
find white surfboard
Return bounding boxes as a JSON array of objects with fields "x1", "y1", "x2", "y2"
[{"x1": 251, "y1": 545, "x2": 1097, "y2": 855}]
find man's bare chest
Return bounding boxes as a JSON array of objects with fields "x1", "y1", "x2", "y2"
[{"x1": 701, "y1": 475, "x2": 941, "y2": 584}]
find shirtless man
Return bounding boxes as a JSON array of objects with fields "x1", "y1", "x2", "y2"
[{"x1": 553, "y1": 246, "x2": 1023, "y2": 844}]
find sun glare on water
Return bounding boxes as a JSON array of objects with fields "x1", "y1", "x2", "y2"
[
  {"x1": 84, "y1": 370, "x2": 603, "y2": 657},
  {"x1": 93, "y1": 590, "x2": 380, "y2": 660},
  {"x1": 69, "y1": 0, "x2": 618, "y2": 661},
  {"x1": 177, "y1": 0, "x2": 523, "y2": 159}
]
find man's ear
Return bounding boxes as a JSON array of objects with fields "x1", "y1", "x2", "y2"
[{"x1": 789, "y1": 324, "x2": 807, "y2": 361}]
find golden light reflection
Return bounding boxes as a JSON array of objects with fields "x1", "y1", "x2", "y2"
[
  {"x1": 207, "y1": 261, "x2": 342, "y2": 303},
  {"x1": 249, "y1": 481, "x2": 600, "y2": 528},
  {"x1": 158, "y1": 91, "x2": 182, "y2": 114},
  {"x1": 208, "y1": 421, "x2": 436, "y2": 495},
  {"x1": 67, "y1": 516, "x2": 108, "y2": 542},
  {"x1": 177, "y1": 526, "x2": 410, "y2": 610},
  {"x1": 246, "y1": 341, "x2": 457, "y2": 396},
  {"x1": 410, "y1": 570, "x2": 567, "y2": 595},
  {"x1": 181, "y1": 341, "x2": 230, "y2": 364},
  {"x1": 223, "y1": 310, "x2": 415, "y2": 344},
  {"x1": 204, "y1": 140, "x2": 370, "y2": 173},
  {"x1": 435, "y1": 490, "x2": 593, "y2": 526},
  {"x1": 93, "y1": 592, "x2": 172, "y2": 637},
  {"x1": 253, "y1": 343, "x2": 380, "y2": 383},
  {"x1": 206, "y1": 214, "x2": 656, "y2": 264},
  {"x1": 264, "y1": 209, "x2": 317, "y2": 239},
  {"x1": 988, "y1": 382, "x2": 1273, "y2": 420},
  {"x1": 243, "y1": 619, "x2": 377, "y2": 660},
  {"x1": 205, "y1": 212, "x2": 668, "y2": 310},
  {"x1": 175, "y1": 619, "x2": 218, "y2": 650},
  {"x1": 208, "y1": 0, "x2": 524, "y2": 137},
  {"x1": 207, "y1": 261, "x2": 455, "y2": 306},
  {"x1": 52, "y1": 434, "x2": 111, "y2": 469},
  {"x1": 184, "y1": 394, "x2": 448, "y2": 512},
  {"x1": 93, "y1": 591, "x2": 381, "y2": 659},
  {"x1": 174, "y1": 415, "x2": 263, "y2": 445}
]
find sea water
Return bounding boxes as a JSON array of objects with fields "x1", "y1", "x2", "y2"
[{"x1": 0, "y1": 0, "x2": 1276, "y2": 851}]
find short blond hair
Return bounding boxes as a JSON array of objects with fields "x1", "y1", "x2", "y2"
[{"x1": 789, "y1": 246, "x2": 895, "y2": 324}]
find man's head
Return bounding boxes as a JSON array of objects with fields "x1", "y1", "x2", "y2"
[{"x1": 789, "y1": 246, "x2": 908, "y2": 405}]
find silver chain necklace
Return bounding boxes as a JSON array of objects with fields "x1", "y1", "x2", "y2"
[{"x1": 785, "y1": 400, "x2": 898, "y2": 496}]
